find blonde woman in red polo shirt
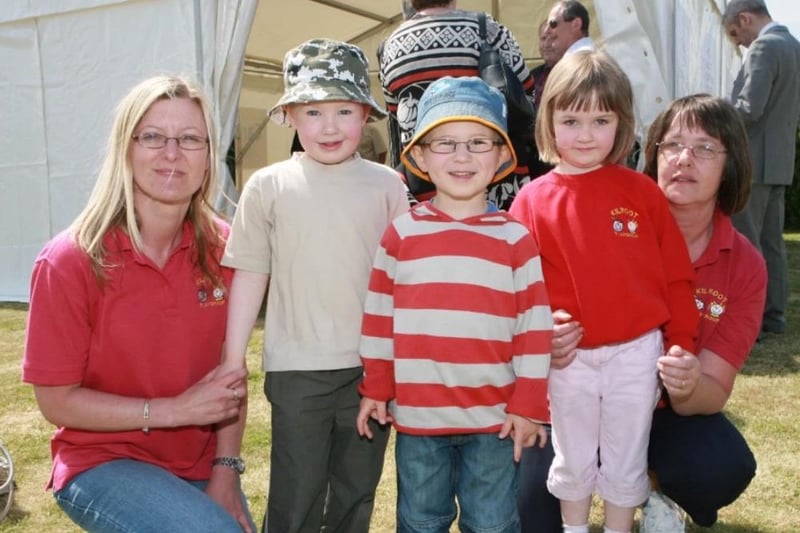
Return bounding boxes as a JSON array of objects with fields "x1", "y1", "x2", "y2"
[{"x1": 21, "y1": 76, "x2": 254, "y2": 532}]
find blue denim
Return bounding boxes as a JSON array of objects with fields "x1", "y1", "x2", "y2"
[
  {"x1": 396, "y1": 432, "x2": 520, "y2": 533},
  {"x1": 54, "y1": 459, "x2": 255, "y2": 532}
]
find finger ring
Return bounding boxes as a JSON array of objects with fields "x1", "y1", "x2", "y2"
[{"x1": 232, "y1": 388, "x2": 240, "y2": 402}]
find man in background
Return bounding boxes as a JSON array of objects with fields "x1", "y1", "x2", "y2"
[
  {"x1": 724, "y1": 0, "x2": 800, "y2": 335},
  {"x1": 543, "y1": 0, "x2": 593, "y2": 63},
  {"x1": 532, "y1": 19, "x2": 560, "y2": 111}
]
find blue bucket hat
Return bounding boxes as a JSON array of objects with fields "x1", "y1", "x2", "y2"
[
  {"x1": 400, "y1": 76, "x2": 517, "y2": 183},
  {"x1": 269, "y1": 38, "x2": 387, "y2": 126}
]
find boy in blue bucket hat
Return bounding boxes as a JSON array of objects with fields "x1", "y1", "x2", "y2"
[{"x1": 356, "y1": 76, "x2": 553, "y2": 532}]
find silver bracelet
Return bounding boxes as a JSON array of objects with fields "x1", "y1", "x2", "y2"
[{"x1": 142, "y1": 399, "x2": 151, "y2": 434}]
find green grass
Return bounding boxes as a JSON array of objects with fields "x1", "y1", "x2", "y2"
[{"x1": 2, "y1": 236, "x2": 800, "y2": 532}]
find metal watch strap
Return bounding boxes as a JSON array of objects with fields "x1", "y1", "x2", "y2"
[{"x1": 211, "y1": 456, "x2": 245, "y2": 474}]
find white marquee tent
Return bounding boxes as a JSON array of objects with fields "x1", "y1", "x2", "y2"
[{"x1": 1, "y1": 0, "x2": 738, "y2": 301}]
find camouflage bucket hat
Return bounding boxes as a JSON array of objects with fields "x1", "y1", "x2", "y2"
[{"x1": 268, "y1": 38, "x2": 387, "y2": 126}]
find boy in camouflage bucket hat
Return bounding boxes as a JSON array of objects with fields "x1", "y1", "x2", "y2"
[
  {"x1": 220, "y1": 37, "x2": 408, "y2": 533},
  {"x1": 269, "y1": 38, "x2": 386, "y2": 126}
]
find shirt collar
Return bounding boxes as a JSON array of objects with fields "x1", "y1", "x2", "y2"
[
  {"x1": 694, "y1": 208, "x2": 734, "y2": 268},
  {"x1": 759, "y1": 21, "x2": 779, "y2": 37}
]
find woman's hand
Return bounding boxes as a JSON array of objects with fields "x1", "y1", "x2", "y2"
[
  {"x1": 169, "y1": 367, "x2": 247, "y2": 428},
  {"x1": 657, "y1": 345, "x2": 702, "y2": 402},
  {"x1": 206, "y1": 467, "x2": 253, "y2": 533},
  {"x1": 551, "y1": 309, "x2": 582, "y2": 369}
]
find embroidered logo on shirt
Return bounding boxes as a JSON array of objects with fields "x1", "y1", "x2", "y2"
[
  {"x1": 610, "y1": 207, "x2": 640, "y2": 238},
  {"x1": 196, "y1": 278, "x2": 226, "y2": 307},
  {"x1": 695, "y1": 286, "x2": 727, "y2": 322}
]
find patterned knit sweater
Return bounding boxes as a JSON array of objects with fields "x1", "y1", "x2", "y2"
[
  {"x1": 358, "y1": 202, "x2": 552, "y2": 435},
  {"x1": 378, "y1": 10, "x2": 535, "y2": 209}
]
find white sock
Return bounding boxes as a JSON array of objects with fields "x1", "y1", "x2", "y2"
[
  {"x1": 603, "y1": 528, "x2": 630, "y2": 533},
  {"x1": 563, "y1": 525, "x2": 590, "y2": 533}
]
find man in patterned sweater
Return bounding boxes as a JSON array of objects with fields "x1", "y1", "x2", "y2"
[
  {"x1": 378, "y1": 0, "x2": 536, "y2": 209},
  {"x1": 356, "y1": 76, "x2": 552, "y2": 532}
]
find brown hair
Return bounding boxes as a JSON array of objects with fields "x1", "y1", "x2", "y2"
[
  {"x1": 534, "y1": 50, "x2": 635, "y2": 166},
  {"x1": 643, "y1": 94, "x2": 752, "y2": 215}
]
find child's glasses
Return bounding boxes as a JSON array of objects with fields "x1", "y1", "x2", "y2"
[{"x1": 420, "y1": 138, "x2": 503, "y2": 154}]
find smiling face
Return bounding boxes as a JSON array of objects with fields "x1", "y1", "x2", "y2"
[
  {"x1": 287, "y1": 100, "x2": 369, "y2": 165},
  {"x1": 130, "y1": 98, "x2": 209, "y2": 210},
  {"x1": 552, "y1": 101, "x2": 618, "y2": 174},
  {"x1": 656, "y1": 118, "x2": 726, "y2": 211},
  {"x1": 539, "y1": 21, "x2": 560, "y2": 67},
  {"x1": 411, "y1": 121, "x2": 510, "y2": 212},
  {"x1": 544, "y1": 3, "x2": 582, "y2": 61}
]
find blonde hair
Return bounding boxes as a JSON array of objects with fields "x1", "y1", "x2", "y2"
[
  {"x1": 70, "y1": 75, "x2": 224, "y2": 285},
  {"x1": 535, "y1": 50, "x2": 635, "y2": 165}
]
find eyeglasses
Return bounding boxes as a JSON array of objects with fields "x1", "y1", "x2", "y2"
[
  {"x1": 547, "y1": 14, "x2": 574, "y2": 29},
  {"x1": 132, "y1": 132, "x2": 209, "y2": 151},
  {"x1": 656, "y1": 141, "x2": 726, "y2": 160},
  {"x1": 420, "y1": 138, "x2": 503, "y2": 154}
]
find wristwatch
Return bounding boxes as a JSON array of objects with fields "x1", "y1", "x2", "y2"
[{"x1": 211, "y1": 456, "x2": 246, "y2": 474}]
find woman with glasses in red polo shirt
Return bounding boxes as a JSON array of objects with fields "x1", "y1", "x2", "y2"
[{"x1": 518, "y1": 94, "x2": 765, "y2": 533}]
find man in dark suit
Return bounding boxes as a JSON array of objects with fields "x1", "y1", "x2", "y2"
[{"x1": 724, "y1": 0, "x2": 800, "y2": 334}]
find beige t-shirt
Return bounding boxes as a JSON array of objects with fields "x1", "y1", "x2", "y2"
[{"x1": 222, "y1": 153, "x2": 408, "y2": 372}]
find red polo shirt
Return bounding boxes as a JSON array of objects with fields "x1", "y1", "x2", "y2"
[
  {"x1": 22, "y1": 221, "x2": 232, "y2": 491},
  {"x1": 693, "y1": 210, "x2": 766, "y2": 369}
]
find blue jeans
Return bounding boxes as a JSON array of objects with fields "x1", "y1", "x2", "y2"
[
  {"x1": 54, "y1": 459, "x2": 255, "y2": 532},
  {"x1": 396, "y1": 433, "x2": 520, "y2": 533}
]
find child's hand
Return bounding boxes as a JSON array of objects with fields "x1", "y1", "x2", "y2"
[
  {"x1": 499, "y1": 414, "x2": 548, "y2": 462},
  {"x1": 356, "y1": 397, "x2": 392, "y2": 439},
  {"x1": 551, "y1": 309, "x2": 582, "y2": 369}
]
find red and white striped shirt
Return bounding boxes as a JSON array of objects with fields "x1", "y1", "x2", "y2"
[{"x1": 359, "y1": 202, "x2": 552, "y2": 436}]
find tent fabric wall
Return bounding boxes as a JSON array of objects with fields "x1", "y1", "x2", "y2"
[
  {"x1": 0, "y1": 0, "x2": 255, "y2": 301},
  {"x1": 0, "y1": 0, "x2": 739, "y2": 302},
  {"x1": 592, "y1": 0, "x2": 739, "y2": 157}
]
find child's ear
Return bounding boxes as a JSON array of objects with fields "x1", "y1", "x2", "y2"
[
  {"x1": 284, "y1": 105, "x2": 296, "y2": 127},
  {"x1": 497, "y1": 144, "x2": 512, "y2": 170},
  {"x1": 410, "y1": 145, "x2": 428, "y2": 172}
]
